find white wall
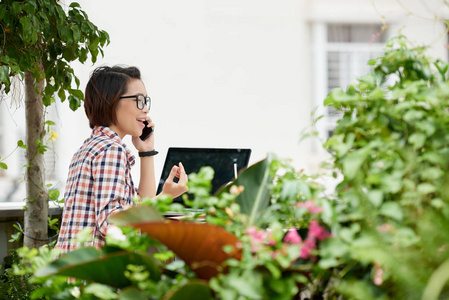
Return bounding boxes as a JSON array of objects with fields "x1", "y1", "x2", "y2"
[
  {"x1": 1, "y1": 0, "x2": 449, "y2": 201},
  {"x1": 60, "y1": 0, "x2": 312, "y2": 186}
]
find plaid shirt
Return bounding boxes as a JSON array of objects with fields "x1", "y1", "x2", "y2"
[{"x1": 55, "y1": 126, "x2": 137, "y2": 254}]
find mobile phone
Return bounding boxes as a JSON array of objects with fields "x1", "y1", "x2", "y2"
[{"x1": 140, "y1": 121, "x2": 154, "y2": 141}]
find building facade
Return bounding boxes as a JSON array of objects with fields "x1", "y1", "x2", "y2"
[{"x1": 0, "y1": 0, "x2": 448, "y2": 203}]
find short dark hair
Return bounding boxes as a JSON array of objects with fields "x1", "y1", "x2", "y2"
[{"x1": 84, "y1": 65, "x2": 141, "y2": 129}]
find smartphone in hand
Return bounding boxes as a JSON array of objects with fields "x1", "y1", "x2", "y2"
[{"x1": 140, "y1": 121, "x2": 153, "y2": 141}]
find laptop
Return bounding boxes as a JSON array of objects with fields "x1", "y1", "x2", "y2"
[{"x1": 157, "y1": 147, "x2": 252, "y2": 204}]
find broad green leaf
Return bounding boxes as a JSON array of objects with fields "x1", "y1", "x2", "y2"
[
  {"x1": 368, "y1": 87, "x2": 384, "y2": 99},
  {"x1": 69, "y1": 88, "x2": 84, "y2": 99},
  {"x1": 342, "y1": 149, "x2": 369, "y2": 180},
  {"x1": 324, "y1": 88, "x2": 360, "y2": 107},
  {"x1": 218, "y1": 154, "x2": 274, "y2": 226},
  {"x1": 69, "y1": 2, "x2": 81, "y2": 8},
  {"x1": 0, "y1": 162, "x2": 7, "y2": 170},
  {"x1": 19, "y1": 17, "x2": 32, "y2": 34},
  {"x1": 379, "y1": 202, "x2": 403, "y2": 222},
  {"x1": 422, "y1": 257, "x2": 449, "y2": 300},
  {"x1": 48, "y1": 189, "x2": 60, "y2": 201},
  {"x1": 35, "y1": 247, "x2": 160, "y2": 288},
  {"x1": 12, "y1": 2, "x2": 23, "y2": 14},
  {"x1": 83, "y1": 283, "x2": 117, "y2": 299},
  {"x1": 72, "y1": 26, "x2": 81, "y2": 42},
  {"x1": 421, "y1": 167, "x2": 443, "y2": 180},
  {"x1": 403, "y1": 109, "x2": 425, "y2": 122},
  {"x1": 58, "y1": 87, "x2": 67, "y2": 101},
  {"x1": 60, "y1": 27, "x2": 74, "y2": 45},
  {"x1": 367, "y1": 190, "x2": 383, "y2": 207},
  {"x1": 118, "y1": 287, "x2": 148, "y2": 300},
  {"x1": 395, "y1": 227, "x2": 419, "y2": 247},
  {"x1": 109, "y1": 205, "x2": 163, "y2": 226},
  {"x1": 23, "y1": 2, "x2": 37, "y2": 15},
  {"x1": 163, "y1": 280, "x2": 213, "y2": 300},
  {"x1": 130, "y1": 221, "x2": 241, "y2": 280},
  {"x1": 381, "y1": 171, "x2": 403, "y2": 193},
  {"x1": 227, "y1": 270, "x2": 263, "y2": 299},
  {"x1": 417, "y1": 183, "x2": 436, "y2": 195},
  {"x1": 280, "y1": 180, "x2": 300, "y2": 201},
  {"x1": 69, "y1": 95, "x2": 81, "y2": 111},
  {"x1": 409, "y1": 133, "x2": 426, "y2": 149},
  {"x1": 0, "y1": 65, "x2": 10, "y2": 84}
]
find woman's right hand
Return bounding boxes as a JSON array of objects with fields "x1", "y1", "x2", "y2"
[{"x1": 160, "y1": 162, "x2": 189, "y2": 198}]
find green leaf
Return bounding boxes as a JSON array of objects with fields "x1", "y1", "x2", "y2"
[
  {"x1": 69, "y1": 2, "x2": 81, "y2": 8},
  {"x1": 35, "y1": 247, "x2": 160, "y2": 288},
  {"x1": 417, "y1": 183, "x2": 436, "y2": 195},
  {"x1": 19, "y1": 17, "x2": 32, "y2": 34},
  {"x1": 403, "y1": 110, "x2": 425, "y2": 122},
  {"x1": 60, "y1": 27, "x2": 74, "y2": 45},
  {"x1": 109, "y1": 205, "x2": 163, "y2": 226},
  {"x1": 17, "y1": 140, "x2": 28, "y2": 149},
  {"x1": 57, "y1": 87, "x2": 67, "y2": 102},
  {"x1": 421, "y1": 167, "x2": 443, "y2": 180},
  {"x1": 44, "y1": 120, "x2": 56, "y2": 126},
  {"x1": 342, "y1": 148, "x2": 369, "y2": 180},
  {"x1": 83, "y1": 283, "x2": 117, "y2": 299},
  {"x1": 12, "y1": 2, "x2": 23, "y2": 14},
  {"x1": 69, "y1": 95, "x2": 81, "y2": 111},
  {"x1": 69, "y1": 88, "x2": 84, "y2": 99},
  {"x1": 72, "y1": 26, "x2": 81, "y2": 42},
  {"x1": 0, "y1": 162, "x2": 7, "y2": 170},
  {"x1": 422, "y1": 257, "x2": 449, "y2": 300},
  {"x1": 379, "y1": 202, "x2": 403, "y2": 222},
  {"x1": 218, "y1": 154, "x2": 274, "y2": 226},
  {"x1": 23, "y1": 2, "x2": 37, "y2": 15},
  {"x1": 408, "y1": 133, "x2": 426, "y2": 149},
  {"x1": 367, "y1": 190, "x2": 383, "y2": 207},
  {"x1": 48, "y1": 189, "x2": 60, "y2": 201},
  {"x1": 0, "y1": 65, "x2": 10, "y2": 84},
  {"x1": 118, "y1": 287, "x2": 148, "y2": 300},
  {"x1": 162, "y1": 281, "x2": 213, "y2": 300}
]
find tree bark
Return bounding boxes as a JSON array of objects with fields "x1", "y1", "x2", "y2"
[{"x1": 24, "y1": 63, "x2": 48, "y2": 249}]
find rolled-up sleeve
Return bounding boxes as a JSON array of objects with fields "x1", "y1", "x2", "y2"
[{"x1": 92, "y1": 145, "x2": 131, "y2": 237}]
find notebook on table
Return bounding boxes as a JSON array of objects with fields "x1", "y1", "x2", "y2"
[{"x1": 157, "y1": 147, "x2": 252, "y2": 205}]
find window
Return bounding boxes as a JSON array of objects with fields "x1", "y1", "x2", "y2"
[{"x1": 313, "y1": 23, "x2": 387, "y2": 140}]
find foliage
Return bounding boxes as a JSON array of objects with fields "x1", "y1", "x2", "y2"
[
  {"x1": 7, "y1": 154, "x2": 332, "y2": 299},
  {"x1": 0, "y1": 0, "x2": 109, "y2": 110},
  {"x1": 322, "y1": 35, "x2": 449, "y2": 299},
  {"x1": 0, "y1": 0, "x2": 109, "y2": 249},
  {"x1": 7, "y1": 35, "x2": 449, "y2": 299},
  {"x1": 0, "y1": 251, "x2": 40, "y2": 300}
]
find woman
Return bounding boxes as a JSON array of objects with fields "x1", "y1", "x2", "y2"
[{"x1": 55, "y1": 66, "x2": 188, "y2": 254}]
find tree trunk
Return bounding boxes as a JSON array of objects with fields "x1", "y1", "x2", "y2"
[{"x1": 24, "y1": 63, "x2": 48, "y2": 249}]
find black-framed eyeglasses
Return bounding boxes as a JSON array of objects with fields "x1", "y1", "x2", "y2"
[{"x1": 119, "y1": 94, "x2": 151, "y2": 110}]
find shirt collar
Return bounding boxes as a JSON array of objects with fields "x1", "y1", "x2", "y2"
[{"x1": 93, "y1": 126, "x2": 136, "y2": 167}]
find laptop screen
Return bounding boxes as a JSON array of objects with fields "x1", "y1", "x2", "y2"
[{"x1": 157, "y1": 147, "x2": 251, "y2": 201}]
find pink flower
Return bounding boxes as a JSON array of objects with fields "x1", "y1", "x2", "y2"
[
  {"x1": 271, "y1": 249, "x2": 281, "y2": 259},
  {"x1": 300, "y1": 237, "x2": 316, "y2": 259},
  {"x1": 248, "y1": 226, "x2": 264, "y2": 240},
  {"x1": 373, "y1": 262, "x2": 383, "y2": 286},
  {"x1": 284, "y1": 227, "x2": 302, "y2": 244},
  {"x1": 296, "y1": 200, "x2": 323, "y2": 214},
  {"x1": 308, "y1": 220, "x2": 331, "y2": 241},
  {"x1": 246, "y1": 226, "x2": 276, "y2": 252}
]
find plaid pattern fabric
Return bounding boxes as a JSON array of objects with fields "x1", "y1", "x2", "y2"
[{"x1": 55, "y1": 126, "x2": 137, "y2": 254}]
